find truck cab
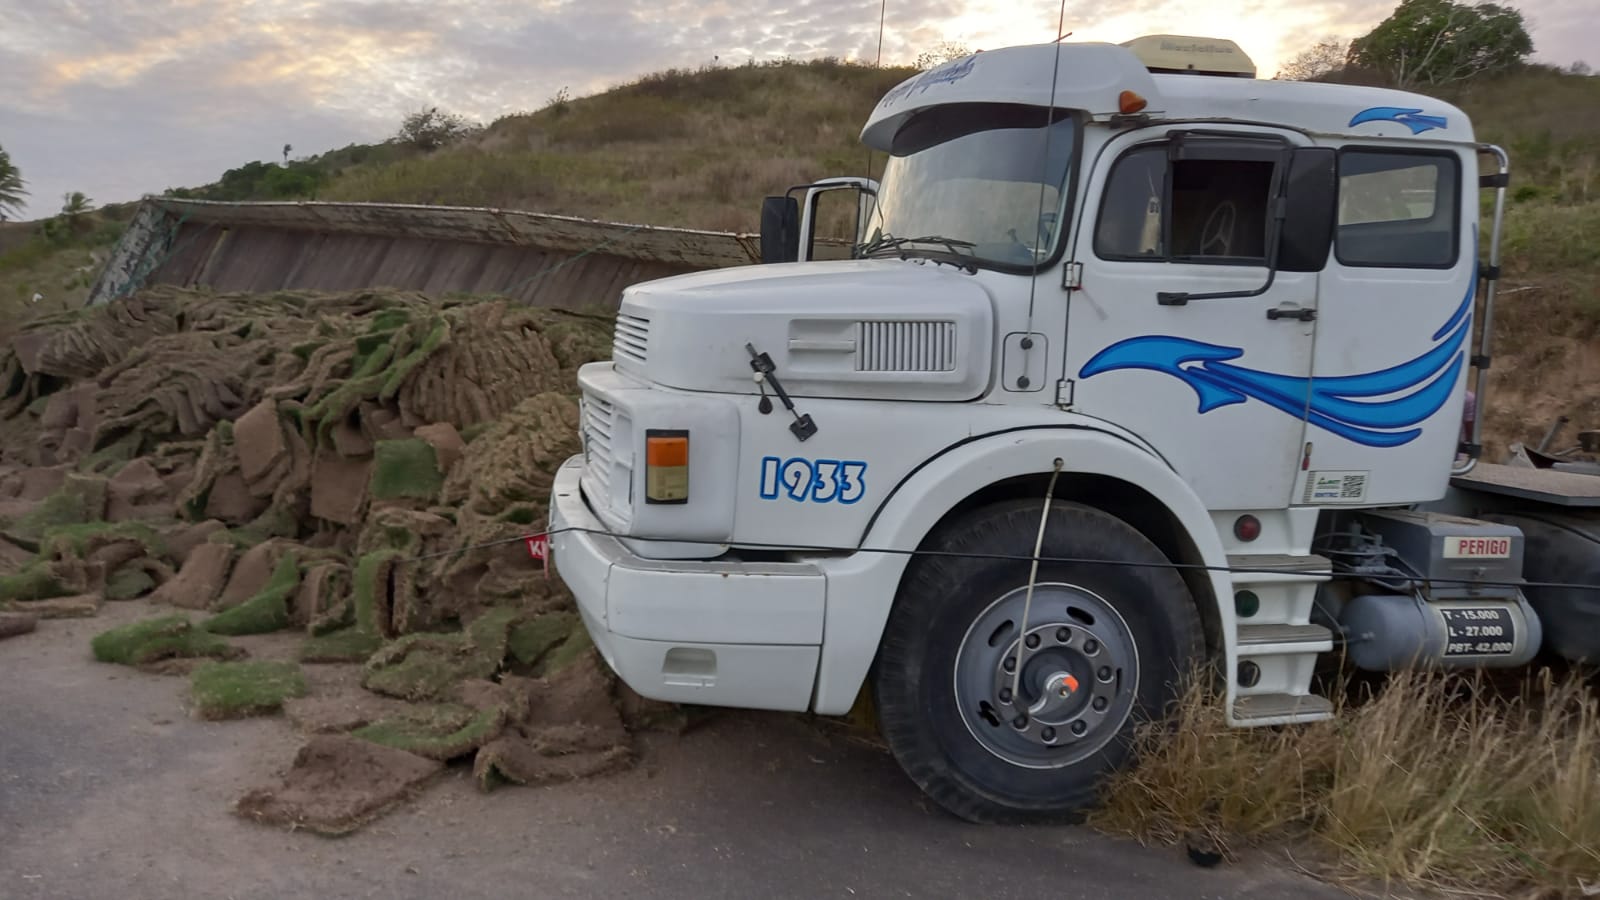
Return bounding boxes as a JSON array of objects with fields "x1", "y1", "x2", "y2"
[{"x1": 549, "y1": 36, "x2": 1521, "y2": 823}]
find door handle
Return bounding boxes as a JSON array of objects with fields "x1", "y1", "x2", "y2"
[{"x1": 1266, "y1": 306, "x2": 1316, "y2": 322}]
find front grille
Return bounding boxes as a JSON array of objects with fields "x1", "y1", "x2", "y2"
[
  {"x1": 581, "y1": 393, "x2": 616, "y2": 501},
  {"x1": 579, "y1": 389, "x2": 632, "y2": 526},
  {"x1": 613, "y1": 314, "x2": 649, "y2": 366},
  {"x1": 856, "y1": 320, "x2": 956, "y2": 372}
]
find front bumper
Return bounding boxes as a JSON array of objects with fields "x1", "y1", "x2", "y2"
[{"x1": 548, "y1": 455, "x2": 825, "y2": 712}]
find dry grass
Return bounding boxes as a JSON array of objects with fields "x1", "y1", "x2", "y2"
[
  {"x1": 1092, "y1": 667, "x2": 1600, "y2": 897},
  {"x1": 1471, "y1": 198, "x2": 1600, "y2": 457},
  {"x1": 321, "y1": 58, "x2": 909, "y2": 236}
]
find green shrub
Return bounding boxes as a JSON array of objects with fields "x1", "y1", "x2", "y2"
[
  {"x1": 189, "y1": 660, "x2": 308, "y2": 719},
  {"x1": 298, "y1": 626, "x2": 383, "y2": 664},
  {"x1": 0, "y1": 562, "x2": 70, "y2": 603},
  {"x1": 91, "y1": 615, "x2": 234, "y2": 666},
  {"x1": 369, "y1": 439, "x2": 443, "y2": 502}
]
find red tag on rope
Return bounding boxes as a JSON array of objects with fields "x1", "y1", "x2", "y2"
[{"x1": 525, "y1": 534, "x2": 550, "y2": 580}]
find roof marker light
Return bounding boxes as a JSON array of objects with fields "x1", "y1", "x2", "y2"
[{"x1": 1118, "y1": 90, "x2": 1148, "y2": 115}]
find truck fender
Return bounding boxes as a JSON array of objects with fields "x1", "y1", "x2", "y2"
[{"x1": 809, "y1": 426, "x2": 1236, "y2": 715}]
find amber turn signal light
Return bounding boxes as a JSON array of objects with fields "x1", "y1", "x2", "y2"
[
  {"x1": 1118, "y1": 90, "x2": 1148, "y2": 114},
  {"x1": 645, "y1": 430, "x2": 689, "y2": 504}
]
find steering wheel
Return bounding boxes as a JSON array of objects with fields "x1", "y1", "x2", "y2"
[
  {"x1": 1004, "y1": 212, "x2": 1058, "y2": 262},
  {"x1": 1036, "y1": 211, "x2": 1057, "y2": 247},
  {"x1": 1199, "y1": 200, "x2": 1237, "y2": 257}
]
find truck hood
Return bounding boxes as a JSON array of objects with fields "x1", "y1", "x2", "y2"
[{"x1": 611, "y1": 259, "x2": 995, "y2": 401}]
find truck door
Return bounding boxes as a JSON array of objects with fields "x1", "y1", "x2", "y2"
[
  {"x1": 1068, "y1": 127, "x2": 1332, "y2": 510},
  {"x1": 1297, "y1": 145, "x2": 1476, "y2": 507}
]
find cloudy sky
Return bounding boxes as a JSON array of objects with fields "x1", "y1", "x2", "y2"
[{"x1": 0, "y1": 0, "x2": 1590, "y2": 219}]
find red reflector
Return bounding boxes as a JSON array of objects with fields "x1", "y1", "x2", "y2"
[{"x1": 1234, "y1": 515, "x2": 1261, "y2": 542}]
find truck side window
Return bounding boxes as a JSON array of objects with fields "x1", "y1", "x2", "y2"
[
  {"x1": 1336, "y1": 149, "x2": 1460, "y2": 269},
  {"x1": 1095, "y1": 144, "x2": 1274, "y2": 264}
]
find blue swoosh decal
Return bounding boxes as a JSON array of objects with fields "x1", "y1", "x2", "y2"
[
  {"x1": 1349, "y1": 106, "x2": 1448, "y2": 135},
  {"x1": 1078, "y1": 267, "x2": 1476, "y2": 448}
]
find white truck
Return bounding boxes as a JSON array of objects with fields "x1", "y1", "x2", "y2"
[{"x1": 548, "y1": 35, "x2": 1557, "y2": 823}]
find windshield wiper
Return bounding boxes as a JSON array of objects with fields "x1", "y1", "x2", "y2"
[{"x1": 855, "y1": 233, "x2": 976, "y2": 259}]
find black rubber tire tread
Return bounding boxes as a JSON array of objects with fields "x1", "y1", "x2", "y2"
[{"x1": 873, "y1": 498, "x2": 1203, "y2": 825}]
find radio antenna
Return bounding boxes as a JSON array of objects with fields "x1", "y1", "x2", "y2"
[
  {"x1": 864, "y1": 0, "x2": 888, "y2": 188},
  {"x1": 1020, "y1": 0, "x2": 1070, "y2": 376},
  {"x1": 876, "y1": 0, "x2": 886, "y2": 65}
]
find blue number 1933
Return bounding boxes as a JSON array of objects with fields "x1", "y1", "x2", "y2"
[{"x1": 759, "y1": 457, "x2": 867, "y2": 504}]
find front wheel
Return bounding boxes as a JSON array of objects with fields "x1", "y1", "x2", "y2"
[{"x1": 873, "y1": 499, "x2": 1203, "y2": 824}]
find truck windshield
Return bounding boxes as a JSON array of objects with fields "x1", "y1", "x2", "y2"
[{"x1": 860, "y1": 103, "x2": 1079, "y2": 270}]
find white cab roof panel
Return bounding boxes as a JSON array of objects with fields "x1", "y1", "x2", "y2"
[
  {"x1": 862, "y1": 41, "x2": 1475, "y2": 150},
  {"x1": 1155, "y1": 74, "x2": 1475, "y2": 143},
  {"x1": 861, "y1": 43, "x2": 1161, "y2": 150}
]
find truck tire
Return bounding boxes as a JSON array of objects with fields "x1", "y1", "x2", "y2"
[{"x1": 873, "y1": 499, "x2": 1203, "y2": 824}]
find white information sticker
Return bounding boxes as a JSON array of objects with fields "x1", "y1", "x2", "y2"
[{"x1": 1302, "y1": 470, "x2": 1369, "y2": 504}]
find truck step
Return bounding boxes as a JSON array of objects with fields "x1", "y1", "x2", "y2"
[
  {"x1": 1233, "y1": 692, "x2": 1335, "y2": 724},
  {"x1": 1238, "y1": 623, "x2": 1334, "y2": 652},
  {"x1": 1227, "y1": 553, "x2": 1331, "y2": 576}
]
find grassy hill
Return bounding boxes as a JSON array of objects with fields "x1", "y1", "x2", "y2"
[
  {"x1": 319, "y1": 59, "x2": 912, "y2": 233},
  {"x1": 1420, "y1": 67, "x2": 1600, "y2": 451},
  {"x1": 1, "y1": 57, "x2": 1596, "y2": 448}
]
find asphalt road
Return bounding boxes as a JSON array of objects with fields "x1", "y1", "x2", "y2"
[{"x1": 0, "y1": 603, "x2": 1350, "y2": 900}]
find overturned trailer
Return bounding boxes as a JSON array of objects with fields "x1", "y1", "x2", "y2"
[{"x1": 87, "y1": 198, "x2": 768, "y2": 310}]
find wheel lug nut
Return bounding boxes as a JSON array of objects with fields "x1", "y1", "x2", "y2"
[
  {"x1": 1071, "y1": 721, "x2": 1088, "y2": 736},
  {"x1": 1003, "y1": 657, "x2": 1016, "y2": 672},
  {"x1": 1025, "y1": 634, "x2": 1040, "y2": 649},
  {"x1": 998, "y1": 688, "x2": 1012, "y2": 703},
  {"x1": 1041, "y1": 726, "x2": 1056, "y2": 742},
  {"x1": 1013, "y1": 715, "x2": 1028, "y2": 729},
  {"x1": 1097, "y1": 666, "x2": 1111, "y2": 682},
  {"x1": 1055, "y1": 627, "x2": 1070, "y2": 643},
  {"x1": 1093, "y1": 696, "x2": 1108, "y2": 712},
  {"x1": 1083, "y1": 639, "x2": 1099, "y2": 654}
]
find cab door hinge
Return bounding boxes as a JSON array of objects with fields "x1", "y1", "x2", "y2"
[
  {"x1": 1061, "y1": 261, "x2": 1083, "y2": 291},
  {"x1": 1055, "y1": 378, "x2": 1076, "y2": 410}
]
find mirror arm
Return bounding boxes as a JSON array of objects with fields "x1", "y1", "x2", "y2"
[{"x1": 1156, "y1": 266, "x2": 1280, "y2": 306}]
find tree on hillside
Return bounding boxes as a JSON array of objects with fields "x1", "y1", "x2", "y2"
[
  {"x1": 395, "y1": 107, "x2": 482, "y2": 151},
  {"x1": 60, "y1": 191, "x2": 93, "y2": 232},
  {"x1": 1346, "y1": 0, "x2": 1533, "y2": 88},
  {"x1": 915, "y1": 41, "x2": 972, "y2": 70},
  {"x1": 0, "y1": 145, "x2": 27, "y2": 222},
  {"x1": 1276, "y1": 37, "x2": 1349, "y2": 81}
]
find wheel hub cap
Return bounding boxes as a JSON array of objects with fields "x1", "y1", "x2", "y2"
[{"x1": 954, "y1": 583, "x2": 1140, "y2": 769}]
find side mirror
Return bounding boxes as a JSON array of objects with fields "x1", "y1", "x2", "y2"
[
  {"x1": 760, "y1": 196, "x2": 800, "y2": 264},
  {"x1": 1278, "y1": 147, "x2": 1337, "y2": 272}
]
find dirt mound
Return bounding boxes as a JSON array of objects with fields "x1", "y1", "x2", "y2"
[
  {"x1": 0, "y1": 285, "x2": 634, "y2": 833},
  {"x1": 150, "y1": 541, "x2": 233, "y2": 610},
  {"x1": 2, "y1": 291, "x2": 180, "y2": 385},
  {"x1": 473, "y1": 653, "x2": 632, "y2": 790},
  {"x1": 234, "y1": 734, "x2": 443, "y2": 836},
  {"x1": 284, "y1": 690, "x2": 411, "y2": 733},
  {"x1": 0, "y1": 610, "x2": 37, "y2": 639}
]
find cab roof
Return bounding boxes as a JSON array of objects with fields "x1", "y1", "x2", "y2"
[{"x1": 861, "y1": 41, "x2": 1475, "y2": 150}]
